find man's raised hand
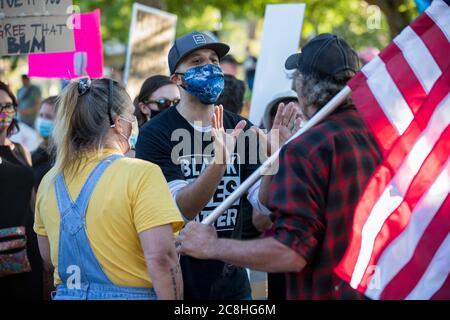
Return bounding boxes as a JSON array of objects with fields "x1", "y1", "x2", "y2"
[{"x1": 212, "y1": 105, "x2": 246, "y2": 165}]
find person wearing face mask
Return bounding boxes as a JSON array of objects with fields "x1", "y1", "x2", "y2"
[
  {"x1": 135, "y1": 31, "x2": 300, "y2": 300},
  {"x1": 34, "y1": 78, "x2": 184, "y2": 300},
  {"x1": 134, "y1": 75, "x2": 181, "y2": 127},
  {"x1": 0, "y1": 81, "x2": 44, "y2": 300},
  {"x1": 177, "y1": 34, "x2": 383, "y2": 301},
  {"x1": 32, "y1": 96, "x2": 58, "y2": 189}
]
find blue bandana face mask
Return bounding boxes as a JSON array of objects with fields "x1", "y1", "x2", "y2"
[{"x1": 179, "y1": 64, "x2": 225, "y2": 105}]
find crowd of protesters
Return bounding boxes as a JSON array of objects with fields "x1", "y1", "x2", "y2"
[{"x1": 0, "y1": 30, "x2": 383, "y2": 300}]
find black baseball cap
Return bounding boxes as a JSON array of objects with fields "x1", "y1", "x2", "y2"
[
  {"x1": 168, "y1": 31, "x2": 230, "y2": 75},
  {"x1": 285, "y1": 33, "x2": 360, "y2": 79}
]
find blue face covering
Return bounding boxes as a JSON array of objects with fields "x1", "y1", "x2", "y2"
[
  {"x1": 181, "y1": 64, "x2": 225, "y2": 105},
  {"x1": 36, "y1": 117, "x2": 54, "y2": 138}
]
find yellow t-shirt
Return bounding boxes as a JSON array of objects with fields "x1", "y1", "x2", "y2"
[{"x1": 34, "y1": 149, "x2": 184, "y2": 288}]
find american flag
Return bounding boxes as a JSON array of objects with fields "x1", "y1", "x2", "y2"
[{"x1": 334, "y1": 0, "x2": 450, "y2": 300}]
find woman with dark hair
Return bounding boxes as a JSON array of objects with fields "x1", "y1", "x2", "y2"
[
  {"x1": 134, "y1": 75, "x2": 180, "y2": 127},
  {"x1": 0, "y1": 81, "x2": 43, "y2": 299},
  {"x1": 32, "y1": 96, "x2": 58, "y2": 189}
]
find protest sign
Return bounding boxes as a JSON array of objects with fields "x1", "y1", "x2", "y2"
[
  {"x1": 248, "y1": 4, "x2": 305, "y2": 125},
  {"x1": 0, "y1": 0, "x2": 74, "y2": 56},
  {"x1": 0, "y1": 0, "x2": 73, "y2": 17},
  {"x1": 9, "y1": 121, "x2": 42, "y2": 153},
  {"x1": 123, "y1": 3, "x2": 177, "y2": 99},
  {"x1": 28, "y1": 9, "x2": 103, "y2": 79}
]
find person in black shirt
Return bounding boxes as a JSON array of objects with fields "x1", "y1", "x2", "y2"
[
  {"x1": 32, "y1": 96, "x2": 58, "y2": 190},
  {"x1": 0, "y1": 81, "x2": 43, "y2": 299},
  {"x1": 136, "y1": 31, "x2": 299, "y2": 300}
]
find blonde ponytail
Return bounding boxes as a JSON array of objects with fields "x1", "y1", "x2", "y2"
[
  {"x1": 51, "y1": 82, "x2": 80, "y2": 180},
  {"x1": 49, "y1": 78, "x2": 132, "y2": 181}
]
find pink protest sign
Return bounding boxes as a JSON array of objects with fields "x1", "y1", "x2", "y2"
[{"x1": 28, "y1": 10, "x2": 103, "y2": 79}]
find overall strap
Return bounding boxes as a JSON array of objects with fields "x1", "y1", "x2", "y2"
[
  {"x1": 55, "y1": 154, "x2": 123, "y2": 217},
  {"x1": 74, "y1": 154, "x2": 123, "y2": 215},
  {"x1": 55, "y1": 174, "x2": 75, "y2": 217},
  {"x1": 54, "y1": 154, "x2": 123, "y2": 287}
]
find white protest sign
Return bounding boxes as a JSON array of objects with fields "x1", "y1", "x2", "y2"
[
  {"x1": 124, "y1": 3, "x2": 177, "y2": 99},
  {"x1": 249, "y1": 4, "x2": 305, "y2": 125},
  {"x1": 0, "y1": 0, "x2": 75, "y2": 56},
  {"x1": 10, "y1": 121, "x2": 42, "y2": 153}
]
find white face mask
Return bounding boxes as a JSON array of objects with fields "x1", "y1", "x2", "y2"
[{"x1": 118, "y1": 116, "x2": 139, "y2": 150}]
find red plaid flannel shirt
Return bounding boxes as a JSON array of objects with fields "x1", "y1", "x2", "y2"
[{"x1": 269, "y1": 106, "x2": 383, "y2": 300}]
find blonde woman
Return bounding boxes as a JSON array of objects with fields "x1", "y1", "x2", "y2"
[{"x1": 34, "y1": 78, "x2": 184, "y2": 300}]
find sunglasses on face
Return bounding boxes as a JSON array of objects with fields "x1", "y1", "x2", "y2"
[
  {"x1": 0, "y1": 103, "x2": 15, "y2": 113},
  {"x1": 142, "y1": 98, "x2": 180, "y2": 110}
]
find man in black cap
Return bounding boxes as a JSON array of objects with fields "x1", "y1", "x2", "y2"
[
  {"x1": 178, "y1": 33, "x2": 383, "y2": 300},
  {"x1": 136, "y1": 31, "x2": 298, "y2": 300}
]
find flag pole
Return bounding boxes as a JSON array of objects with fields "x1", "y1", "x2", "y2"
[{"x1": 202, "y1": 86, "x2": 352, "y2": 226}]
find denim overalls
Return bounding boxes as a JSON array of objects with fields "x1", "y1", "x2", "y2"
[{"x1": 52, "y1": 154, "x2": 157, "y2": 300}]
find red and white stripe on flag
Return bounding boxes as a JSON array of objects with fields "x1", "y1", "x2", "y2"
[{"x1": 334, "y1": 0, "x2": 450, "y2": 300}]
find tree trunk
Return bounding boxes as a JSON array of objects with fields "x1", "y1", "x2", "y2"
[{"x1": 365, "y1": 0, "x2": 413, "y2": 39}]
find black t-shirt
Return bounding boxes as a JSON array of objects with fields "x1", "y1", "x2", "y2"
[
  {"x1": 0, "y1": 144, "x2": 43, "y2": 299},
  {"x1": 136, "y1": 106, "x2": 260, "y2": 299},
  {"x1": 32, "y1": 145, "x2": 54, "y2": 190}
]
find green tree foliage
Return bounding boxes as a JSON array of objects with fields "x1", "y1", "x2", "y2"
[{"x1": 75, "y1": 0, "x2": 419, "y2": 53}]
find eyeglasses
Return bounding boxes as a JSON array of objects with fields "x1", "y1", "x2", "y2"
[
  {"x1": 0, "y1": 103, "x2": 15, "y2": 113},
  {"x1": 142, "y1": 98, "x2": 180, "y2": 110}
]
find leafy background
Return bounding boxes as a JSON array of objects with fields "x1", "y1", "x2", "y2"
[{"x1": 76, "y1": 0, "x2": 419, "y2": 60}]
